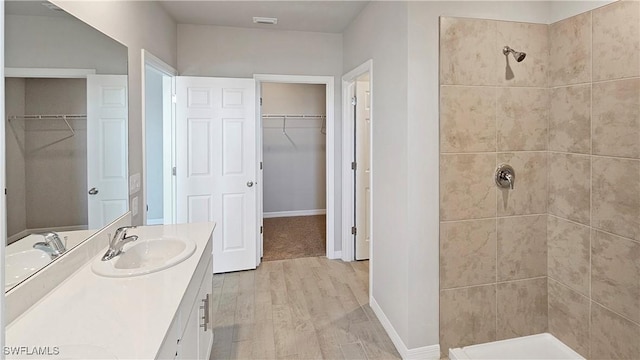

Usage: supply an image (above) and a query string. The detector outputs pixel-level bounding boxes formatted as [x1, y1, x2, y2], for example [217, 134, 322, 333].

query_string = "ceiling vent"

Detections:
[253, 17, 278, 25]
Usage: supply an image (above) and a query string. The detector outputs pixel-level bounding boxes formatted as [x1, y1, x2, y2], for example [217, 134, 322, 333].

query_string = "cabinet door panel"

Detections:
[198, 258, 214, 359]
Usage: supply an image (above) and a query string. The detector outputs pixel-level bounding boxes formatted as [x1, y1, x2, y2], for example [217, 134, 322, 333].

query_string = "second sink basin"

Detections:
[92, 237, 196, 278]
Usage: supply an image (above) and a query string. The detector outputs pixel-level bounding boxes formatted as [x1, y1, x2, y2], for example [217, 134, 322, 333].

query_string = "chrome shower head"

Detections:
[503, 46, 526, 62]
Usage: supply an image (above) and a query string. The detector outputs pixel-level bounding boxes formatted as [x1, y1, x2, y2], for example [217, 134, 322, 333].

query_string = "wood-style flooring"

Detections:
[209, 257, 401, 360]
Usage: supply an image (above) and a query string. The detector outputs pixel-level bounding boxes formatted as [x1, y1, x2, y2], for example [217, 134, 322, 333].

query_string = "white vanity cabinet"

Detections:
[157, 238, 213, 360]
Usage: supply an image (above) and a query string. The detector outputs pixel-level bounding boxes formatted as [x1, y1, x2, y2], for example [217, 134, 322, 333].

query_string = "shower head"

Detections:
[503, 46, 526, 62]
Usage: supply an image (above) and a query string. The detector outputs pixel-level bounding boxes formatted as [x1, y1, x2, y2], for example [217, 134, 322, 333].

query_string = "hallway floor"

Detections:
[262, 215, 326, 261]
[209, 257, 400, 360]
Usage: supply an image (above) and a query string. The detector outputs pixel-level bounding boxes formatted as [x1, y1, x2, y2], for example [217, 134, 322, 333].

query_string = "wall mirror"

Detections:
[4, 0, 129, 292]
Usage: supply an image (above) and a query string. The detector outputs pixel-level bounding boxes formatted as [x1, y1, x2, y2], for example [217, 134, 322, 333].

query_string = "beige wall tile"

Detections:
[591, 230, 640, 323]
[548, 153, 590, 225]
[440, 219, 497, 289]
[593, 78, 640, 158]
[497, 88, 549, 151]
[549, 84, 591, 154]
[441, 86, 496, 152]
[497, 215, 547, 281]
[593, 0, 640, 81]
[441, 154, 497, 221]
[440, 17, 497, 85]
[497, 152, 547, 216]
[590, 302, 640, 360]
[496, 21, 548, 87]
[496, 278, 548, 340]
[592, 157, 640, 241]
[547, 216, 590, 296]
[548, 279, 590, 358]
[549, 12, 591, 86]
[440, 285, 496, 351]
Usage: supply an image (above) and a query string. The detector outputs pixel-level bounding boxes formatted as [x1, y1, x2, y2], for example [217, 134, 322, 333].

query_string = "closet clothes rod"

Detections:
[261, 114, 326, 118]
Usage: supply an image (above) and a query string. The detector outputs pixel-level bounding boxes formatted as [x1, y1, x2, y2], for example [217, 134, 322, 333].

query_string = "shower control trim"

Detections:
[496, 164, 515, 190]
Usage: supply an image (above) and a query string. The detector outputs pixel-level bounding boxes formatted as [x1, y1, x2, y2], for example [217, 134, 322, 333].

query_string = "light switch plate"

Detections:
[129, 173, 141, 195]
[131, 196, 139, 216]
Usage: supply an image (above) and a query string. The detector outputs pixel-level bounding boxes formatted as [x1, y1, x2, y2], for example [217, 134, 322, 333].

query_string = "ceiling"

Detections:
[159, 1, 369, 34]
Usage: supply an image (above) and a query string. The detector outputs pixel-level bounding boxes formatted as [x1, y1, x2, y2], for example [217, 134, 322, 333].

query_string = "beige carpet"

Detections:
[262, 215, 326, 262]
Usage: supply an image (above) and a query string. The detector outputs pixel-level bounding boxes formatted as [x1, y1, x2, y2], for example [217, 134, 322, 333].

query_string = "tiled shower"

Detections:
[438, 1, 640, 359]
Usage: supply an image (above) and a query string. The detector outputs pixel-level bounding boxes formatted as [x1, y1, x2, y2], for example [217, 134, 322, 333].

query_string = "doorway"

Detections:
[342, 60, 373, 264]
[142, 50, 176, 226]
[260, 82, 327, 261]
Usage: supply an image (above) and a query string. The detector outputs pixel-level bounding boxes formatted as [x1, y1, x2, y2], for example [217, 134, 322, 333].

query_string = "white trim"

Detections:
[141, 49, 177, 226]
[253, 74, 335, 261]
[1, 1, 5, 344]
[5, 67, 96, 78]
[341, 60, 374, 300]
[263, 209, 326, 219]
[370, 297, 441, 360]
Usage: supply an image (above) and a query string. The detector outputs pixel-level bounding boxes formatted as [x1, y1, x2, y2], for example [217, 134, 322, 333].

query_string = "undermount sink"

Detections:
[92, 237, 196, 278]
[5, 249, 52, 290]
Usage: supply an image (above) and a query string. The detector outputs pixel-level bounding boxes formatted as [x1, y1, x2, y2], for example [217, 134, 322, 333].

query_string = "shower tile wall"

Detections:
[439, 17, 549, 353]
[439, 2, 640, 359]
[547, 1, 640, 359]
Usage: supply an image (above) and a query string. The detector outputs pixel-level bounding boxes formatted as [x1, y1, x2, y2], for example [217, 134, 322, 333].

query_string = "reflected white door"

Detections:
[355, 79, 371, 260]
[176, 76, 257, 273]
[87, 75, 129, 229]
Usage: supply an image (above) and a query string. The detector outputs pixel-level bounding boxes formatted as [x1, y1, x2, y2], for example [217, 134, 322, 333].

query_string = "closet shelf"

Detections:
[7, 114, 86, 153]
[262, 114, 327, 135]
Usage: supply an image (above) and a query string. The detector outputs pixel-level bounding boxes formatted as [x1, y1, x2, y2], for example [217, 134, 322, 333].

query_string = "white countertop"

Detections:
[5, 222, 215, 360]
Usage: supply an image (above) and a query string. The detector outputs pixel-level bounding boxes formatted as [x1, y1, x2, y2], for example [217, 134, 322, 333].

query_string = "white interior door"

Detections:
[176, 76, 257, 273]
[355, 79, 371, 260]
[87, 75, 129, 229]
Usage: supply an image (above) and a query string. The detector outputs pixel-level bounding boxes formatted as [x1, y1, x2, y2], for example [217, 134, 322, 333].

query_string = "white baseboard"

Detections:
[263, 209, 326, 218]
[370, 297, 441, 360]
[328, 250, 342, 259]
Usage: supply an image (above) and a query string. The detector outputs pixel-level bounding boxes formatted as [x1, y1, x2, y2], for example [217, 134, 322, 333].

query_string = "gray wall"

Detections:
[343, 0, 411, 344]
[144, 67, 164, 222]
[5, 14, 127, 74]
[177, 23, 343, 250]
[24, 78, 87, 230]
[262, 83, 326, 214]
[5, 78, 26, 240]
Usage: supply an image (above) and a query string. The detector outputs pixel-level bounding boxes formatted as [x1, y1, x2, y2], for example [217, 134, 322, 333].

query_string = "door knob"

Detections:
[247, 181, 254, 188]
[88, 187, 99, 195]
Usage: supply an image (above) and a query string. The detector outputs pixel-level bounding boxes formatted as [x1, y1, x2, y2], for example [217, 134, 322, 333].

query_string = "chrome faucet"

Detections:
[101, 226, 138, 261]
[33, 231, 66, 259]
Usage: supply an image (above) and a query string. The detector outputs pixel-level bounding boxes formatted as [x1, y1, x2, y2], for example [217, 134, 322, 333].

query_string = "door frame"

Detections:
[253, 74, 337, 261]
[141, 49, 177, 225]
[341, 60, 374, 267]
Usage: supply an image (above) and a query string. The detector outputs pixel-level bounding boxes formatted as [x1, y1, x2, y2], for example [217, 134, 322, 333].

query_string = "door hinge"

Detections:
[146, 204, 149, 212]
[260, 161, 263, 170]
[260, 97, 263, 106]
[351, 226, 357, 235]
[351, 96, 357, 106]
[351, 161, 357, 170]
[4, 188, 6, 195]
[172, 167, 176, 176]
[260, 226, 263, 234]
[171, 94, 177, 104]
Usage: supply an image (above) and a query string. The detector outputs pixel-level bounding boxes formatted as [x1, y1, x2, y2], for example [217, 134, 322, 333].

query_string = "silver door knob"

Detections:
[247, 181, 254, 188]
[88, 187, 99, 195]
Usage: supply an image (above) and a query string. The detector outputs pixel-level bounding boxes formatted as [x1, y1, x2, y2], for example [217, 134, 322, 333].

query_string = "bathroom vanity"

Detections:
[5, 222, 215, 360]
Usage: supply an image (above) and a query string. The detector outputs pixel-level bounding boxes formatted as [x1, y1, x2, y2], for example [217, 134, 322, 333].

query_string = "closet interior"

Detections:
[261, 82, 327, 261]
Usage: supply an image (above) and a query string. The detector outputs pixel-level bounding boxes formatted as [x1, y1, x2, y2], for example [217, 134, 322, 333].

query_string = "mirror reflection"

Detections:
[4, 1, 129, 291]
